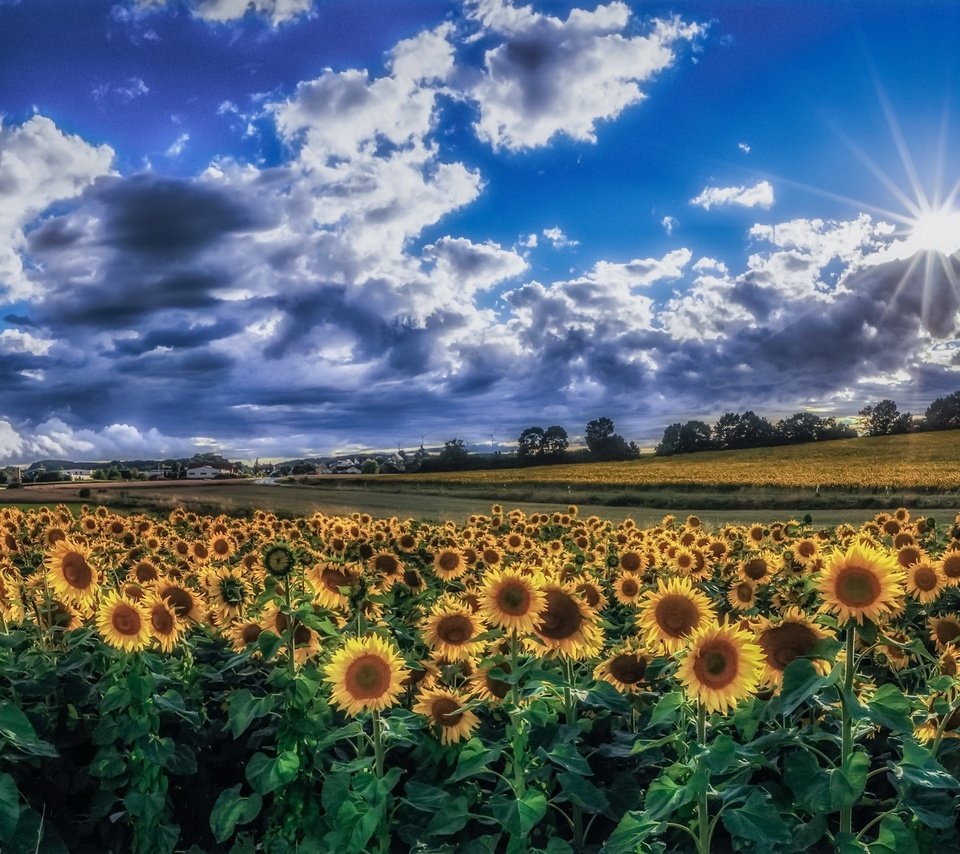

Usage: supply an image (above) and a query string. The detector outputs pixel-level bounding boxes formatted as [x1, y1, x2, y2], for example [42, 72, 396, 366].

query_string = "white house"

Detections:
[63, 469, 94, 481]
[186, 465, 222, 479]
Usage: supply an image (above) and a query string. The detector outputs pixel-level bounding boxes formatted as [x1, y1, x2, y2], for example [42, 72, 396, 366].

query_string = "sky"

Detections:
[1, 0, 959, 462]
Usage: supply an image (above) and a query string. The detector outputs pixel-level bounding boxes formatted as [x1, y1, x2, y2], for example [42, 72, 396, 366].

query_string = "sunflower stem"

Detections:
[563, 658, 585, 850]
[283, 581, 297, 679]
[696, 701, 710, 854]
[372, 710, 385, 779]
[840, 623, 856, 836]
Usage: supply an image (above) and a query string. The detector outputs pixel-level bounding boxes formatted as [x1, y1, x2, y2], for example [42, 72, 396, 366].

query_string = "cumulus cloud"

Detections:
[542, 226, 578, 248]
[690, 179, 774, 210]
[0, 115, 114, 301]
[468, 1, 705, 150]
[122, 0, 313, 25]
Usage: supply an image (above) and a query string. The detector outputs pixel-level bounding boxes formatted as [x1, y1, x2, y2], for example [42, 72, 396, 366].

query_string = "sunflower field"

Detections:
[1, 504, 960, 853]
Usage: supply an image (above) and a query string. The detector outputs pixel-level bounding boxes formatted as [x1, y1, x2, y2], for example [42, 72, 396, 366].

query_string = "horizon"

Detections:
[1, 0, 959, 462]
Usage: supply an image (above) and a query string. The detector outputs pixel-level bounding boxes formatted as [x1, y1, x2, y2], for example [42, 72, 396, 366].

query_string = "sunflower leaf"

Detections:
[245, 750, 300, 795]
[866, 684, 913, 733]
[209, 785, 262, 844]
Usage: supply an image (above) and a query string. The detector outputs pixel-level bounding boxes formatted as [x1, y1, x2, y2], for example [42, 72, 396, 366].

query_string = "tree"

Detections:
[924, 390, 960, 431]
[713, 411, 774, 450]
[858, 399, 912, 436]
[438, 438, 470, 469]
[361, 459, 380, 474]
[517, 427, 545, 460]
[585, 417, 633, 460]
[541, 425, 569, 459]
[656, 421, 712, 455]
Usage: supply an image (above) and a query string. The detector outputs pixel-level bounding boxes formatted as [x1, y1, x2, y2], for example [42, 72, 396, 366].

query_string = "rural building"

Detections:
[186, 465, 223, 479]
[62, 469, 94, 480]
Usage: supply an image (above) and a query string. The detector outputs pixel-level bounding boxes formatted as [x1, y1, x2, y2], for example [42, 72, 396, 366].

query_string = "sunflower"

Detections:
[433, 548, 469, 581]
[129, 558, 161, 585]
[422, 599, 485, 662]
[480, 568, 545, 634]
[413, 687, 479, 745]
[593, 641, 651, 693]
[677, 622, 763, 714]
[929, 614, 960, 650]
[401, 659, 441, 693]
[96, 591, 151, 652]
[574, 578, 608, 611]
[530, 582, 604, 660]
[727, 579, 757, 612]
[817, 543, 904, 626]
[939, 644, 959, 678]
[368, 551, 402, 582]
[206, 567, 253, 622]
[792, 537, 819, 567]
[754, 608, 831, 687]
[469, 660, 512, 703]
[739, 552, 777, 585]
[905, 561, 946, 604]
[613, 571, 644, 606]
[209, 534, 235, 562]
[45, 539, 100, 607]
[263, 543, 296, 577]
[940, 549, 960, 586]
[158, 582, 204, 623]
[637, 575, 715, 653]
[42, 525, 69, 548]
[895, 544, 925, 570]
[618, 550, 646, 574]
[143, 592, 183, 653]
[672, 547, 697, 576]
[324, 635, 408, 717]
[227, 619, 264, 653]
[308, 562, 357, 611]
[877, 630, 912, 672]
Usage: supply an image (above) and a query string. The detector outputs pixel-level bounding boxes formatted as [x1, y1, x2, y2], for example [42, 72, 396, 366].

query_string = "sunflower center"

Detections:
[734, 583, 754, 602]
[437, 614, 474, 644]
[241, 623, 262, 644]
[485, 665, 511, 698]
[942, 555, 960, 579]
[537, 590, 583, 640]
[151, 604, 175, 634]
[743, 559, 768, 580]
[655, 594, 700, 637]
[898, 548, 921, 568]
[498, 583, 531, 615]
[798, 541, 815, 557]
[835, 566, 881, 607]
[620, 553, 642, 572]
[759, 622, 818, 670]
[438, 551, 460, 571]
[213, 539, 230, 555]
[135, 562, 158, 582]
[609, 654, 646, 684]
[61, 552, 93, 588]
[345, 654, 391, 699]
[374, 554, 399, 575]
[693, 640, 738, 688]
[193, 544, 209, 559]
[430, 697, 463, 727]
[935, 619, 960, 645]
[620, 579, 639, 597]
[322, 568, 349, 592]
[577, 583, 600, 607]
[162, 587, 194, 618]
[913, 566, 938, 591]
[112, 603, 142, 636]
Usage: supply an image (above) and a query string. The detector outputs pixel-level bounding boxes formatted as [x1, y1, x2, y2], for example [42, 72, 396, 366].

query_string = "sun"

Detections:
[908, 206, 960, 255]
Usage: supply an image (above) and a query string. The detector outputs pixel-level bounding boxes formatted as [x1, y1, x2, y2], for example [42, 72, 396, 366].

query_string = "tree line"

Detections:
[655, 389, 960, 456]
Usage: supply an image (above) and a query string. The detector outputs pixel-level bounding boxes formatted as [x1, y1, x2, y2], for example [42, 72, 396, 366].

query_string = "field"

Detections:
[1, 500, 959, 852]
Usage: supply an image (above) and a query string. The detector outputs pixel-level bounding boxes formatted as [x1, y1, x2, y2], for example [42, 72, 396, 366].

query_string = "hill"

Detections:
[394, 431, 960, 491]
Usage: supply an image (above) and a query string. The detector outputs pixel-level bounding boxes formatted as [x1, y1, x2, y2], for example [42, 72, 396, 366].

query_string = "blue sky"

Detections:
[0, 0, 959, 461]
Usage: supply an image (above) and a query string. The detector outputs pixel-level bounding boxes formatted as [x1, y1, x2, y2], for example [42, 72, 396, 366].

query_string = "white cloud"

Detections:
[92, 77, 150, 103]
[468, 1, 705, 150]
[542, 226, 578, 248]
[0, 115, 114, 301]
[0, 328, 53, 356]
[690, 179, 774, 210]
[126, 0, 314, 25]
[661, 215, 677, 235]
[166, 132, 190, 157]
[424, 237, 528, 294]
[521, 233, 538, 248]
[738, 141, 751, 153]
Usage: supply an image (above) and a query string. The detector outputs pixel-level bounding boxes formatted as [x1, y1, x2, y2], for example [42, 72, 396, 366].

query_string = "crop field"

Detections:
[0, 502, 959, 852]
[399, 432, 960, 491]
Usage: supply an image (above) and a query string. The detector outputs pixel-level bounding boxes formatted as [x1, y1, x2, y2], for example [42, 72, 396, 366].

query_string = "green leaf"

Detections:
[867, 684, 913, 734]
[643, 773, 690, 821]
[539, 742, 592, 776]
[257, 631, 282, 659]
[833, 832, 868, 854]
[722, 790, 791, 845]
[703, 733, 738, 774]
[648, 691, 683, 727]
[870, 815, 919, 854]
[450, 738, 500, 782]
[424, 795, 471, 836]
[228, 690, 276, 739]
[601, 811, 660, 854]
[517, 791, 547, 836]
[0, 773, 20, 840]
[0, 702, 57, 757]
[776, 659, 835, 715]
[829, 750, 869, 810]
[555, 772, 608, 812]
[896, 739, 960, 791]
[784, 750, 830, 814]
[209, 785, 262, 844]
[583, 681, 630, 713]
[245, 750, 299, 795]
[403, 781, 449, 813]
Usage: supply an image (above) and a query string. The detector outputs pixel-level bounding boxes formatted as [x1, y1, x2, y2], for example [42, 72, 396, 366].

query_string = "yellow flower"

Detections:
[593, 641, 651, 693]
[637, 575, 715, 653]
[413, 687, 480, 745]
[422, 598, 485, 662]
[929, 614, 960, 650]
[143, 592, 183, 653]
[45, 539, 100, 607]
[96, 591, 151, 652]
[324, 635, 408, 717]
[480, 568, 545, 634]
[817, 543, 904, 625]
[905, 561, 945, 604]
[529, 582, 604, 660]
[727, 580, 757, 612]
[754, 608, 831, 687]
[613, 571, 644, 606]
[677, 622, 763, 714]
